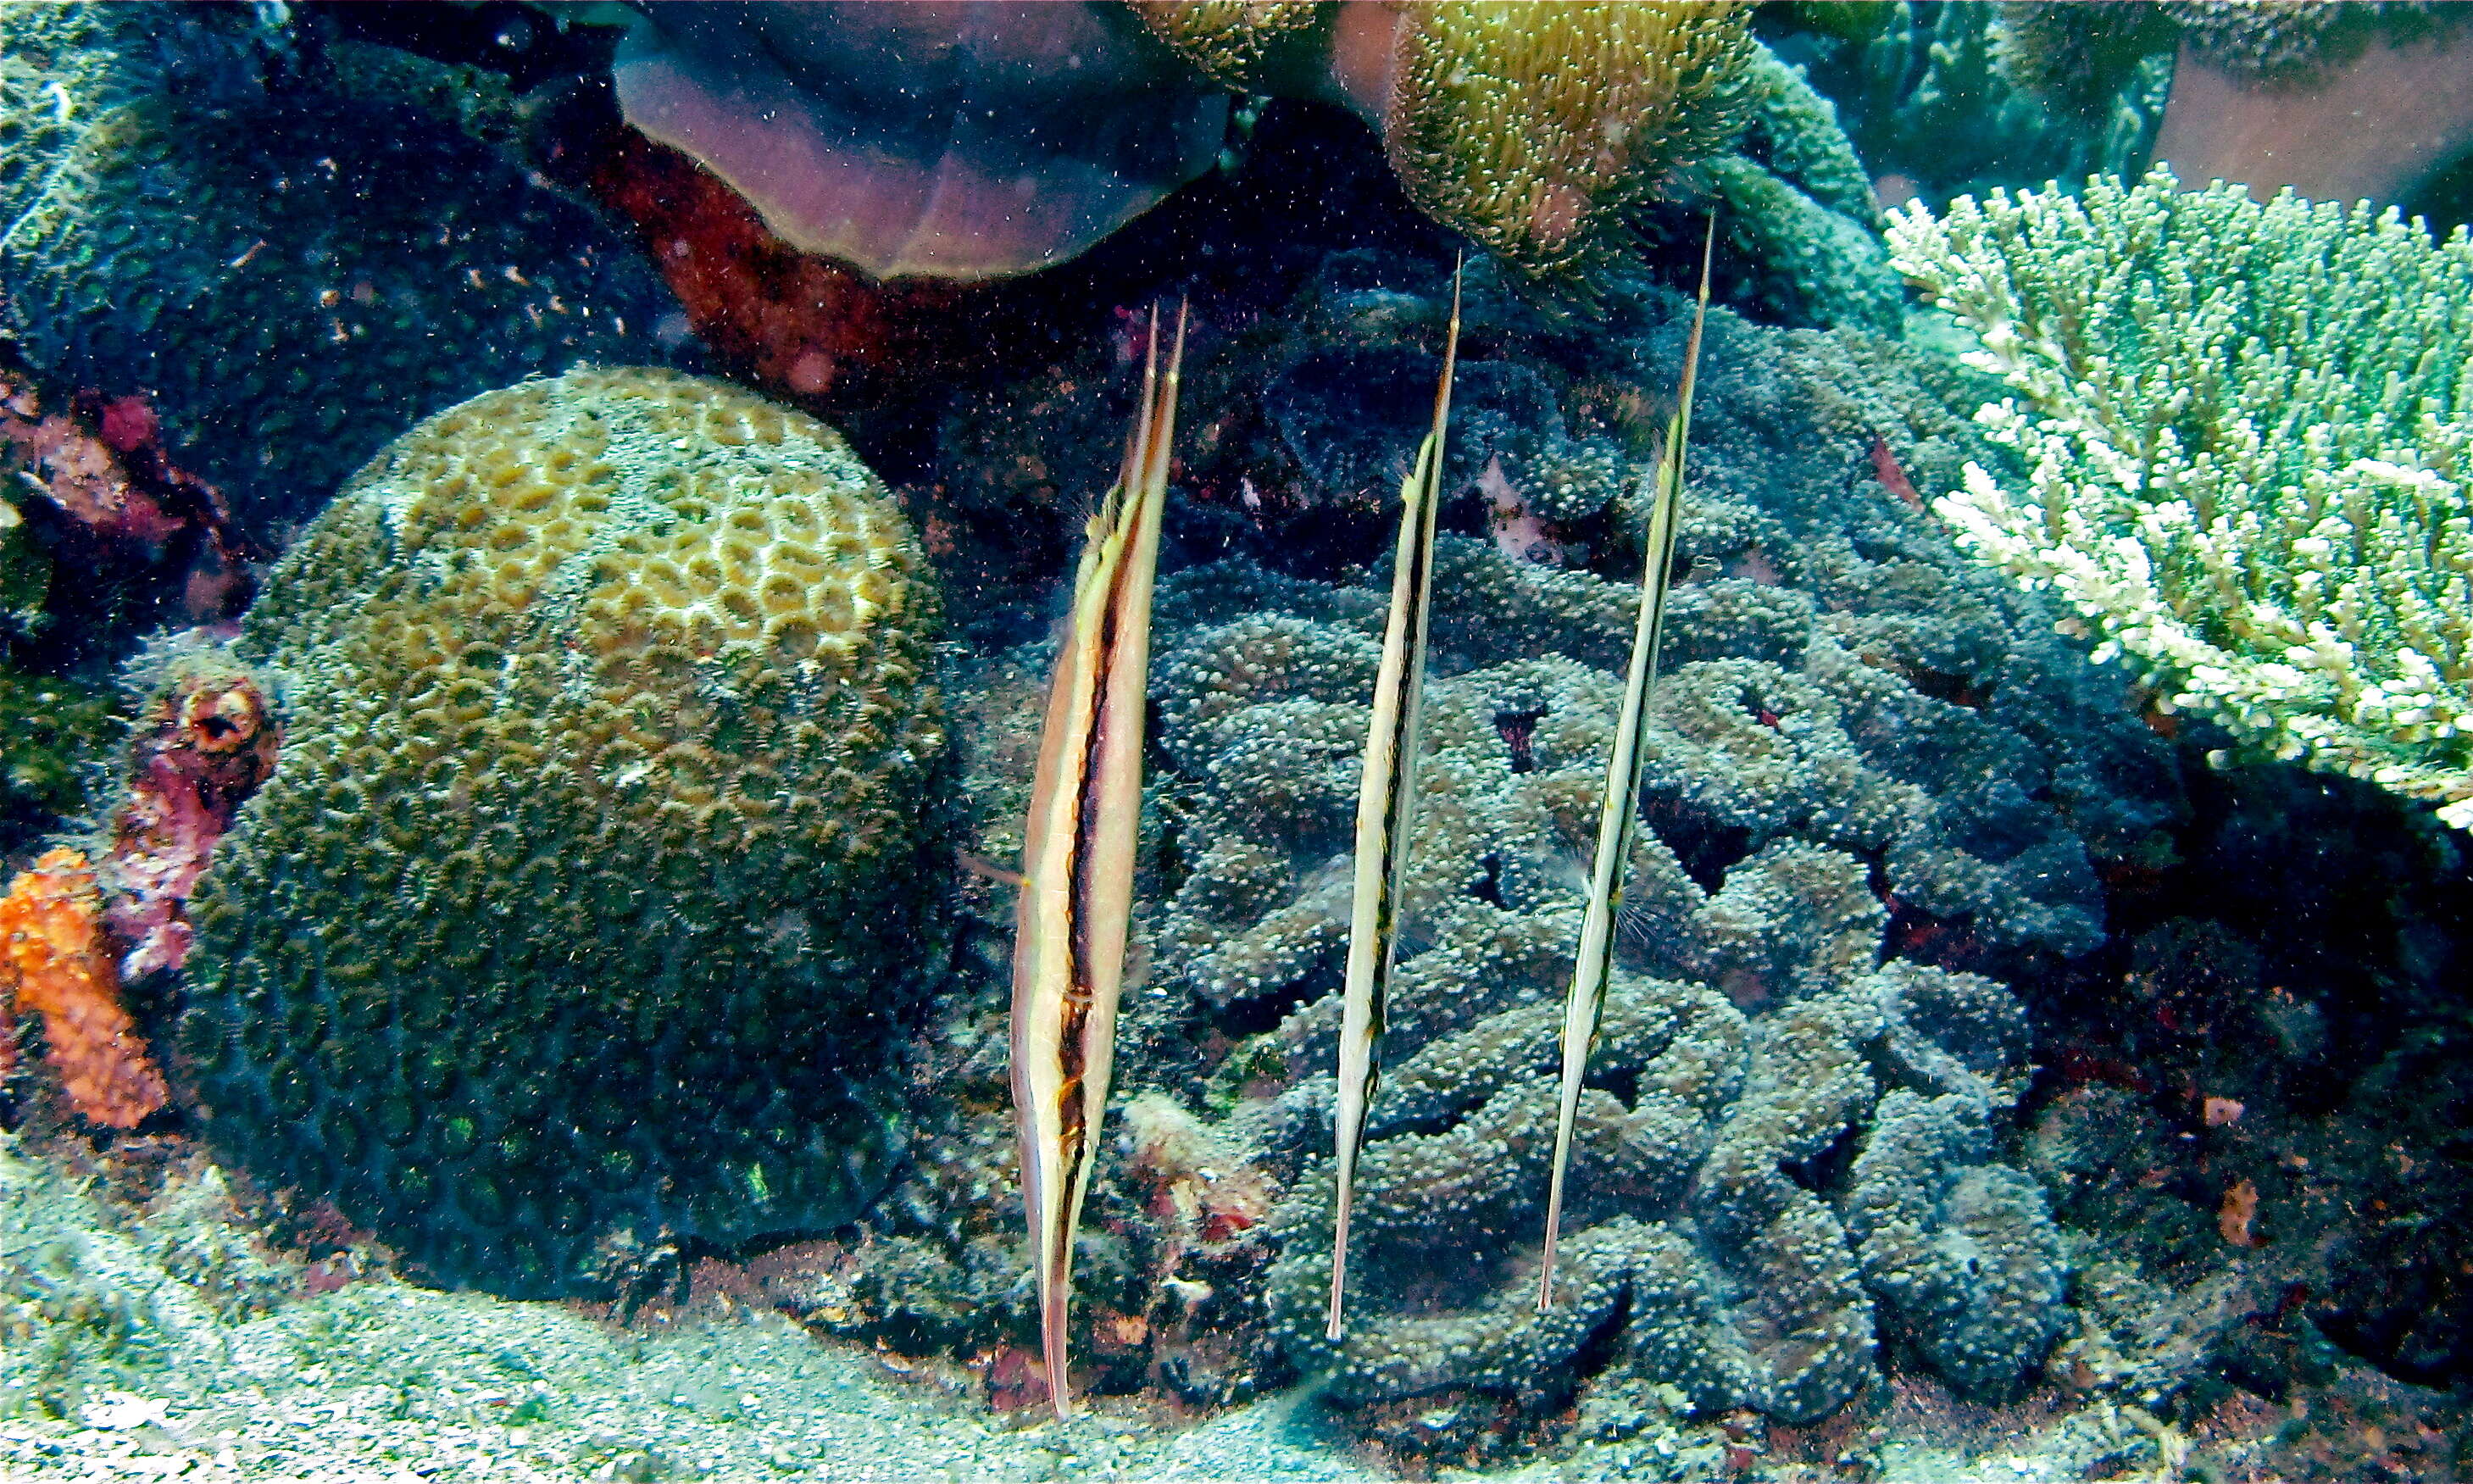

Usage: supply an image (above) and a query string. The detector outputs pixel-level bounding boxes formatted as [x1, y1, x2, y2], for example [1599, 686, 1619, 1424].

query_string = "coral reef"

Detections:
[0, 366, 246, 601]
[2162, 0, 2470, 87]
[1847, 1087, 2067, 1396]
[0, 1, 683, 535]
[2153, 3, 2473, 213]
[1887, 167, 2473, 829]
[0, 662, 116, 865]
[1180, 593, 2083, 1423]
[0, 849, 166, 1130]
[1992, 3, 2177, 118]
[1647, 44, 1906, 335]
[601, 2, 1768, 292]
[1989, 747, 2473, 1481]
[1126, 258, 2182, 1433]
[584, 131, 985, 406]
[179, 367, 953, 1298]
[1373, 1, 1755, 281]
[1147, 1, 1763, 282]
[881, 253, 2180, 1445]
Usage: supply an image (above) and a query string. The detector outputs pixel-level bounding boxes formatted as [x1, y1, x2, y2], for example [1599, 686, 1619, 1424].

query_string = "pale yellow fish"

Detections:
[1537, 222, 1715, 1310]
[1011, 303, 1186, 1417]
[1329, 264, 1464, 1341]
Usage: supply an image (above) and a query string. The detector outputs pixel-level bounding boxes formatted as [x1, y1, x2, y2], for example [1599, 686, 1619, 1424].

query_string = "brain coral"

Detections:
[1160, 569, 2070, 1423]
[0, 2, 683, 535]
[180, 368, 951, 1298]
[1114, 266, 2180, 1437]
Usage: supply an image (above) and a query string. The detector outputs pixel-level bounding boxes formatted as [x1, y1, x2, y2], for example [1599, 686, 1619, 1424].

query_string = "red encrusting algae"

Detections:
[103, 654, 281, 979]
[0, 367, 256, 624]
[586, 133, 978, 404]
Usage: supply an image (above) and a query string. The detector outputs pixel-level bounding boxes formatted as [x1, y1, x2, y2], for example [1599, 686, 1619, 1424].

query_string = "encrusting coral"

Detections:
[179, 367, 953, 1298]
[1624, 42, 1905, 336]
[1887, 166, 2473, 830]
[0, 848, 167, 1129]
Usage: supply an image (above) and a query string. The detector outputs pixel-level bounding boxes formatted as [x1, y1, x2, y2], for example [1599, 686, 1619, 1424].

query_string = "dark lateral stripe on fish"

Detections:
[1012, 303, 1186, 1417]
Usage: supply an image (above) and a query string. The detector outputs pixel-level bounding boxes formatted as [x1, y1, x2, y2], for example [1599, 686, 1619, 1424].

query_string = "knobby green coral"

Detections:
[1886, 167, 2473, 828]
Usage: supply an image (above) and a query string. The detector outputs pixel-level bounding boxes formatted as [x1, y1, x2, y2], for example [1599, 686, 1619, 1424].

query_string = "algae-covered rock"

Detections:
[181, 368, 951, 1298]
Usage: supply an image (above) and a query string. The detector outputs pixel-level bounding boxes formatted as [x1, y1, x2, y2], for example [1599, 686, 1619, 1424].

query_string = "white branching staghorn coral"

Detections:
[1885, 166, 2473, 829]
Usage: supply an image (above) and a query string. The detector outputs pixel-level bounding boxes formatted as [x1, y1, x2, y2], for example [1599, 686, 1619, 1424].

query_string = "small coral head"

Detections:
[1136, 0, 1758, 279]
[177, 678, 271, 757]
[1383, 1, 1756, 276]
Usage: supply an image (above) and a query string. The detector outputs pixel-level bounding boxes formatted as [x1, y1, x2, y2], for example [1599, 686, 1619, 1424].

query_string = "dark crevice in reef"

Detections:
[2020, 725, 2473, 1397]
[1637, 788, 1755, 896]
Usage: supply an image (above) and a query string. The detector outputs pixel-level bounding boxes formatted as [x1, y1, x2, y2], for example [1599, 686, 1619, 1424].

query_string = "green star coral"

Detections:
[1887, 167, 2473, 830]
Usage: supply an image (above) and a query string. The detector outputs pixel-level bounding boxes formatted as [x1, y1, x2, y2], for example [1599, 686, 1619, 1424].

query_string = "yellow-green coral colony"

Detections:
[1134, 0, 1757, 278]
[181, 368, 951, 1297]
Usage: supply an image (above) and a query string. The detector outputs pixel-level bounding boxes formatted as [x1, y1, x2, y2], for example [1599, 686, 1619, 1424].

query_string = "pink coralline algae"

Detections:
[103, 647, 280, 980]
[0, 368, 254, 625]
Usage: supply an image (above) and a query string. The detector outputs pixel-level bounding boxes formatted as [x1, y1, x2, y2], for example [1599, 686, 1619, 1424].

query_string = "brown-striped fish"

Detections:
[1538, 221, 1714, 1310]
[1328, 264, 1464, 1340]
[1011, 303, 1186, 1416]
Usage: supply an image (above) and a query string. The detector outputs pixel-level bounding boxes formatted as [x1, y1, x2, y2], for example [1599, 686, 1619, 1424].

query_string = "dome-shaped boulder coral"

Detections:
[180, 368, 952, 1298]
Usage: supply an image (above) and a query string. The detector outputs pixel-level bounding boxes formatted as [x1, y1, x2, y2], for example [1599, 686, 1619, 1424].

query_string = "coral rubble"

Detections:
[178, 368, 953, 1298]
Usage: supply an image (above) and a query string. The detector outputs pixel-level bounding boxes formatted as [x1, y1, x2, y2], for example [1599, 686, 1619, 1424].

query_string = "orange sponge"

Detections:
[2, 848, 166, 1128]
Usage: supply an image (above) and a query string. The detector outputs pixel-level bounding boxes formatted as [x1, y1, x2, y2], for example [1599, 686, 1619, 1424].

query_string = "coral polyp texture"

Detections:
[1887, 167, 2473, 830]
[1380, 0, 1756, 279]
[1136, 0, 1759, 281]
[179, 367, 951, 1298]
[993, 253, 2186, 1442]
[1170, 566, 2075, 1425]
